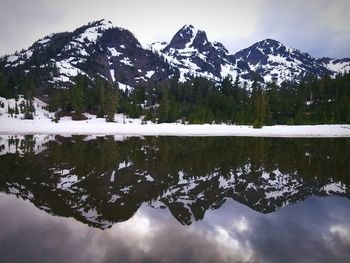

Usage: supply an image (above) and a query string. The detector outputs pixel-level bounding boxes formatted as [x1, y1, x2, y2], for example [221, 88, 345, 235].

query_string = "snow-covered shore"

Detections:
[1, 117, 350, 137]
[0, 96, 350, 137]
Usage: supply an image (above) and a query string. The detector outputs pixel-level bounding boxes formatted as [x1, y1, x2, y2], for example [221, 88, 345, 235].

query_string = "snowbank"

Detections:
[0, 97, 350, 137]
[1, 116, 349, 137]
[3, 120, 350, 137]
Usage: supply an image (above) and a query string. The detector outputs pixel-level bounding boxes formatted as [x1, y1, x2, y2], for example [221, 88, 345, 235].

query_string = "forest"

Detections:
[0, 71, 349, 127]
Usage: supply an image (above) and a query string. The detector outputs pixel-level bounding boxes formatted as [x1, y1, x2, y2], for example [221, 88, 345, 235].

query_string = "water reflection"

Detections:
[1, 194, 350, 263]
[0, 135, 349, 229]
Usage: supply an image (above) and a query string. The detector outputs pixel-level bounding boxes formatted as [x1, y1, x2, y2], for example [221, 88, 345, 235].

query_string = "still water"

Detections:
[0, 135, 349, 262]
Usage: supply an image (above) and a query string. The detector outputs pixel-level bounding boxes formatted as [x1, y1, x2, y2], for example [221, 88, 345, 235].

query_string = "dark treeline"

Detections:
[119, 73, 350, 126]
[0, 71, 349, 126]
[48, 75, 118, 121]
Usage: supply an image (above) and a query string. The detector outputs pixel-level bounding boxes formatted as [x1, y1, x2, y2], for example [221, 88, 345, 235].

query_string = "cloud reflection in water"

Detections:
[1, 194, 350, 263]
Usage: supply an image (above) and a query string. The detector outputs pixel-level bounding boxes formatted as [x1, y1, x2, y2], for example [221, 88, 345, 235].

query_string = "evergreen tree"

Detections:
[221, 76, 233, 96]
[104, 83, 118, 122]
[337, 95, 350, 123]
[266, 81, 280, 124]
[23, 76, 34, 101]
[0, 73, 8, 98]
[95, 79, 105, 117]
[22, 77, 35, 119]
[168, 94, 180, 122]
[251, 81, 267, 128]
[158, 87, 170, 123]
[71, 76, 85, 120]
[15, 101, 19, 115]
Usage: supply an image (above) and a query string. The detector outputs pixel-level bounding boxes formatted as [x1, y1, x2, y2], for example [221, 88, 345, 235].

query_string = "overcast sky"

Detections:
[1, 0, 349, 58]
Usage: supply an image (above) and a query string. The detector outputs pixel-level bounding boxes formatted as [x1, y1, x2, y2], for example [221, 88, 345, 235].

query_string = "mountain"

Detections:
[150, 25, 252, 83]
[153, 27, 350, 85]
[234, 39, 332, 83]
[0, 19, 176, 94]
[1, 19, 350, 94]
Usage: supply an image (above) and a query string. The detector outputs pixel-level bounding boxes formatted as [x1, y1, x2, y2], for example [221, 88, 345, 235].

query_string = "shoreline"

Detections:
[1, 118, 350, 138]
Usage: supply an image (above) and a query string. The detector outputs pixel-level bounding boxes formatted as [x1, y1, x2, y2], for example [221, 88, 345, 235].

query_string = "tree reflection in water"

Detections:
[0, 135, 349, 228]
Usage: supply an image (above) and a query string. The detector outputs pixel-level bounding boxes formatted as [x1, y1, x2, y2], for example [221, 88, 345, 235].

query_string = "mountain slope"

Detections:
[317, 57, 350, 76]
[0, 19, 176, 94]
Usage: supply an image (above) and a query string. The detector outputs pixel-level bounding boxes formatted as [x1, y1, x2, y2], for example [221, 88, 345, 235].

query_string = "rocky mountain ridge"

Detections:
[1, 19, 349, 93]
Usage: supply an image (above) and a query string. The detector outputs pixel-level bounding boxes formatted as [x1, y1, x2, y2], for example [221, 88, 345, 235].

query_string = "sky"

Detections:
[1, 0, 350, 58]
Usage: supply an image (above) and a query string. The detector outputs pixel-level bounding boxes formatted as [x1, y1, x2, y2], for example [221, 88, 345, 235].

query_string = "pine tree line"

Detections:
[1, 71, 349, 125]
[119, 73, 350, 126]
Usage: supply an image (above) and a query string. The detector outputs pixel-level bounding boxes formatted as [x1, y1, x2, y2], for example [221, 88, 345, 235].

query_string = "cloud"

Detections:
[0, 1, 349, 59]
[252, 0, 350, 57]
[0, 0, 63, 54]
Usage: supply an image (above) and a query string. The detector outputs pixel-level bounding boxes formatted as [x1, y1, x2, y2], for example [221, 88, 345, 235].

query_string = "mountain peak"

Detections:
[89, 19, 115, 28]
[235, 38, 300, 61]
[181, 24, 195, 30]
[253, 38, 290, 54]
[71, 19, 116, 44]
[165, 24, 204, 50]
[160, 25, 239, 83]
[179, 24, 207, 41]
[261, 38, 281, 45]
[233, 38, 331, 84]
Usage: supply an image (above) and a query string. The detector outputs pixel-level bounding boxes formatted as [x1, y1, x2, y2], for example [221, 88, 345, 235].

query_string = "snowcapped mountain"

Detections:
[153, 26, 350, 86]
[0, 19, 176, 92]
[150, 24, 252, 83]
[233, 39, 349, 84]
[0, 19, 349, 92]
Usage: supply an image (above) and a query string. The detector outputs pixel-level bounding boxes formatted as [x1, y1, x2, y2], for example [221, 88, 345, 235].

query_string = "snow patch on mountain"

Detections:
[108, 47, 123, 57]
[321, 59, 350, 75]
[118, 82, 134, 92]
[120, 57, 134, 67]
[37, 37, 51, 46]
[74, 19, 114, 43]
[55, 59, 85, 78]
[145, 70, 155, 79]
[149, 41, 168, 52]
[221, 64, 238, 79]
[110, 69, 116, 82]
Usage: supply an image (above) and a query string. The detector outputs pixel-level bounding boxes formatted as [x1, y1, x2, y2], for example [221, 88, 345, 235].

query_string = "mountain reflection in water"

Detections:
[0, 135, 349, 229]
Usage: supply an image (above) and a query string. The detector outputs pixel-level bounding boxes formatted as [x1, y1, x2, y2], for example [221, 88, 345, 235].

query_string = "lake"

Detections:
[0, 135, 349, 262]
